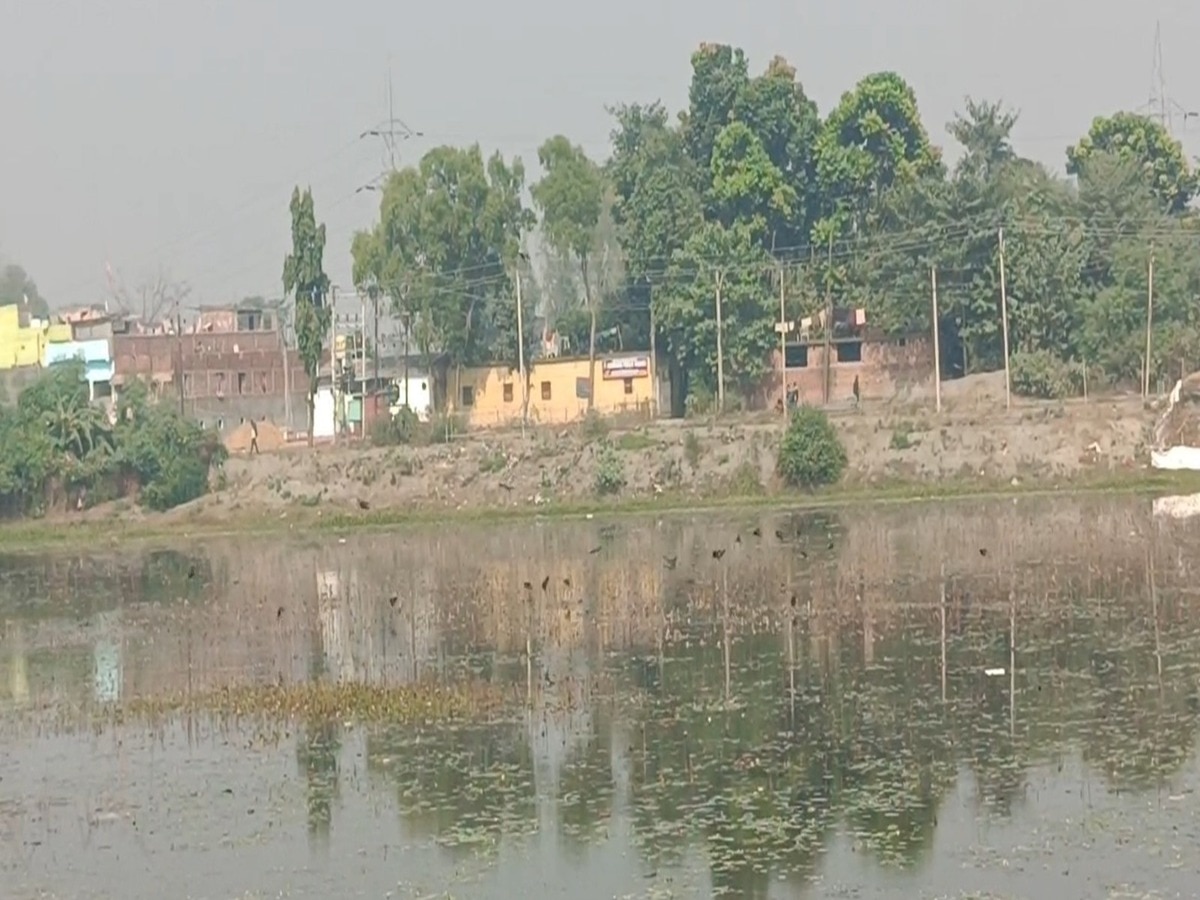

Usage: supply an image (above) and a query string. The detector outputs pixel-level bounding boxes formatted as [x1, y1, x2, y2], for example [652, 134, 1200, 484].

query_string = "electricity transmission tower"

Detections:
[357, 65, 422, 194]
[1141, 21, 1197, 134]
[356, 65, 422, 387]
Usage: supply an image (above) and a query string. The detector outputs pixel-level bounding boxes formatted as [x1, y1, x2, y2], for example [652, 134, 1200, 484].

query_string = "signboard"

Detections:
[602, 356, 650, 379]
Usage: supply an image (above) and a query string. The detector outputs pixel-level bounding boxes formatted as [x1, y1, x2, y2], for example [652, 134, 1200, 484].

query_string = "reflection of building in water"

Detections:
[92, 610, 122, 703]
[5, 624, 29, 706]
[314, 563, 441, 684]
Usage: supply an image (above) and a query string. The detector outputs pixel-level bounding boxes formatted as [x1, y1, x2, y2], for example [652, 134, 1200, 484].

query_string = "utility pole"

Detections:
[774, 263, 790, 418]
[998, 227, 1012, 411]
[1144, 245, 1156, 397]
[174, 299, 185, 416]
[515, 260, 527, 438]
[648, 282, 658, 417]
[931, 265, 942, 414]
[330, 285, 338, 444]
[823, 233, 833, 406]
[714, 268, 726, 415]
[358, 63, 422, 192]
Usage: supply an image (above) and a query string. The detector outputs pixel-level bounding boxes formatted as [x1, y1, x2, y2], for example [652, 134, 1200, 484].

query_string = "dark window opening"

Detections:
[784, 345, 809, 368]
[460, 385, 475, 407]
[541, 381, 552, 401]
[836, 341, 863, 363]
[623, 378, 634, 395]
[237, 372, 247, 394]
[503, 383, 514, 402]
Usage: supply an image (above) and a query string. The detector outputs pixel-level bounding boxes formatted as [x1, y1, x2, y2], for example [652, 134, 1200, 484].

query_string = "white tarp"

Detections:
[1153, 492, 1200, 519]
[1151, 378, 1200, 470]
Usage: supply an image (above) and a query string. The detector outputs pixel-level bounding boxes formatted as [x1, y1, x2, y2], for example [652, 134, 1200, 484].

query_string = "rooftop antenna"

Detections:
[1140, 21, 1198, 134]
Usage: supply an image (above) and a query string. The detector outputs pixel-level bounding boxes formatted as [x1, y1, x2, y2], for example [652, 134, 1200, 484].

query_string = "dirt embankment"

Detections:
[129, 372, 1154, 525]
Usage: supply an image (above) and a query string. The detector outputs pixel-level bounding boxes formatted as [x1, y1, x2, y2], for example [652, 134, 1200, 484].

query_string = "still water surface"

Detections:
[2, 496, 1200, 899]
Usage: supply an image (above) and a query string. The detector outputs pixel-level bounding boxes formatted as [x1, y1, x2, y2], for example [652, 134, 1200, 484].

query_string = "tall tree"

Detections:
[947, 97, 1018, 180]
[532, 136, 606, 407]
[1066, 112, 1198, 214]
[282, 187, 330, 446]
[0, 263, 50, 319]
[352, 145, 533, 383]
[815, 71, 943, 235]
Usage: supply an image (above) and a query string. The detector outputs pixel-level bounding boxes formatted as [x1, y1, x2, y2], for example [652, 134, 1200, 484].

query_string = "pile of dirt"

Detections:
[225, 419, 286, 453]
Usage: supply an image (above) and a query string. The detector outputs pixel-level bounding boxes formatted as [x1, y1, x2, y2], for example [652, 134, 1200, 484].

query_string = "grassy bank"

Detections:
[3, 466, 1200, 550]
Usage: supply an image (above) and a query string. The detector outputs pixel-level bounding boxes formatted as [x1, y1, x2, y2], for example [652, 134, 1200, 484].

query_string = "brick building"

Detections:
[769, 331, 935, 408]
[112, 308, 308, 434]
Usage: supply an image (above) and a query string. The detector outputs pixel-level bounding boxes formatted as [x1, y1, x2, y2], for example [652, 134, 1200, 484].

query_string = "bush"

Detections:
[370, 407, 419, 447]
[776, 406, 847, 488]
[581, 410, 609, 442]
[593, 443, 626, 495]
[1010, 350, 1082, 400]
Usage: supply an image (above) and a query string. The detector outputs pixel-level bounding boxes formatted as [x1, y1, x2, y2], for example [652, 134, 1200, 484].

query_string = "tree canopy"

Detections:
[350, 42, 1200, 411]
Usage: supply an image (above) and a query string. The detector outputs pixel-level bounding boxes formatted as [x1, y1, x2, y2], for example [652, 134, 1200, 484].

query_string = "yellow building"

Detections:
[455, 354, 655, 428]
[0, 304, 50, 370]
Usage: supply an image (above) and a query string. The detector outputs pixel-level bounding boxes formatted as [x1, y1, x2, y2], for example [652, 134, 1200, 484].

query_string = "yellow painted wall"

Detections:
[46, 323, 72, 343]
[0, 305, 47, 370]
[455, 355, 654, 428]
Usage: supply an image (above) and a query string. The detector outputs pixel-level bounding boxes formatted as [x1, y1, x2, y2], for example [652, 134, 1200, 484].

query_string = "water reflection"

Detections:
[2, 495, 1200, 898]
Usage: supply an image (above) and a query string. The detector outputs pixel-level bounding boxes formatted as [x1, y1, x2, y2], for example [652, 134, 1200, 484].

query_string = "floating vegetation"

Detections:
[115, 679, 511, 726]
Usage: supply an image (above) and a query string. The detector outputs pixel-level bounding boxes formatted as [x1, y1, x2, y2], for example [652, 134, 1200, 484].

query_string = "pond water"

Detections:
[2, 495, 1200, 899]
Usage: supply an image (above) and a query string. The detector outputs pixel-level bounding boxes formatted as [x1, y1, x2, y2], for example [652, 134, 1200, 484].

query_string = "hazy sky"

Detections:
[3, 0, 1200, 310]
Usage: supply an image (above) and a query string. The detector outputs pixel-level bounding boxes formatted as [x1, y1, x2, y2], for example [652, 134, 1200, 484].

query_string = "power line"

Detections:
[358, 61, 422, 194]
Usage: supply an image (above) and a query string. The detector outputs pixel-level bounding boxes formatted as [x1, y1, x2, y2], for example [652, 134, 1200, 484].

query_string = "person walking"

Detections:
[852, 375, 861, 409]
[249, 418, 260, 455]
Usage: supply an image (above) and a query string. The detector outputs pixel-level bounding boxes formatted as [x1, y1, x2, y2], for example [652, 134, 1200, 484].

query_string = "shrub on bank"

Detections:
[776, 406, 847, 489]
[0, 365, 226, 517]
[1010, 350, 1083, 400]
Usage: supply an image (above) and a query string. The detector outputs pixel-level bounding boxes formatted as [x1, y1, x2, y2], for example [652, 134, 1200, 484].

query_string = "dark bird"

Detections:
[541, 575, 550, 591]
[276, 606, 284, 620]
[499, 481, 513, 492]
[799, 550, 808, 559]
[826, 540, 834, 550]
[388, 595, 398, 608]
[751, 527, 762, 537]
[790, 594, 797, 608]
[979, 548, 988, 557]
[775, 530, 785, 540]
[712, 548, 726, 560]
[589, 546, 602, 554]
[735, 534, 742, 544]
[563, 577, 571, 587]
[187, 565, 197, 580]
[523, 580, 533, 590]
[357, 498, 370, 510]
[663, 556, 678, 570]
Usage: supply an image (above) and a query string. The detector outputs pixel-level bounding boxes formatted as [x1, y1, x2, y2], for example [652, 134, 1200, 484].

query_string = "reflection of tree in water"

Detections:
[296, 718, 341, 842]
[553, 711, 616, 857]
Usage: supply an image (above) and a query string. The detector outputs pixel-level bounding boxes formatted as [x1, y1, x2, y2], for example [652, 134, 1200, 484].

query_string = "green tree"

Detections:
[0, 263, 51, 319]
[658, 222, 774, 406]
[815, 72, 943, 234]
[777, 406, 848, 488]
[1066, 112, 1198, 213]
[352, 146, 533, 384]
[707, 121, 796, 236]
[681, 43, 751, 181]
[532, 136, 606, 407]
[947, 97, 1018, 180]
[282, 187, 331, 446]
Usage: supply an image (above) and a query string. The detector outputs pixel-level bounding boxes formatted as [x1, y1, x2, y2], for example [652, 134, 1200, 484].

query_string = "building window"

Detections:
[623, 377, 634, 395]
[237, 372, 247, 394]
[215, 372, 226, 396]
[503, 383, 514, 403]
[182, 373, 193, 397]
[541, 381, 552, 401]
[836, 341, 863, 363]
[784, 345, 809, 368]
[460, 385, 475, 407]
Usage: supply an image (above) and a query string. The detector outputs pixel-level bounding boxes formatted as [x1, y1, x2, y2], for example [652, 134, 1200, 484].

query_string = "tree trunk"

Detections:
[307, 381, 315, 447]
[582, 254, 596, 411]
